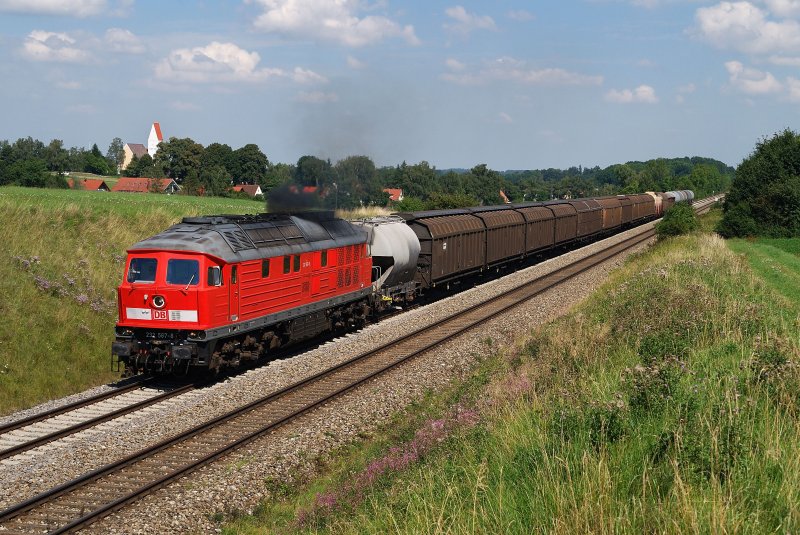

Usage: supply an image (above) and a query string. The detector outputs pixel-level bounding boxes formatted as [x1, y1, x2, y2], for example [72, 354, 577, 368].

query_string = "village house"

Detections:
[383, 188, 403, 202]
[111, 177, 180, 194]
[232, 184, 263, 197]
[67, 178, 110, 191]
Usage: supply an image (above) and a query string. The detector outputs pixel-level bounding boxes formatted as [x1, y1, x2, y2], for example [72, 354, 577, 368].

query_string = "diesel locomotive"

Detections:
[111, 191, 693, 375]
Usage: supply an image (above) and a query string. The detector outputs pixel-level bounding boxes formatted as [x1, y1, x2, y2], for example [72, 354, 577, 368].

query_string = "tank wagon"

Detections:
[112, 191, 693, 375]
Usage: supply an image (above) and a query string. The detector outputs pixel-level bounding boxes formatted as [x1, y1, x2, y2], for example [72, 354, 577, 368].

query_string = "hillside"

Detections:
[228, 210, 800, 534]
[0, 187, 263, 414]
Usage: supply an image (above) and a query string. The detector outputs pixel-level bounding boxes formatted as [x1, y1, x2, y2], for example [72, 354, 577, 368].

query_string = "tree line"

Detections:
[0, 135, 734, 210]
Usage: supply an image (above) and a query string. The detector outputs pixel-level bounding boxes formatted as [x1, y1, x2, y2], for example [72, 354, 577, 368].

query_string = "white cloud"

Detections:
[764, 0, 800, 18]
[346, 55, 365, 69]
[444, 6, 496, 35]
[22, 30, 90, 62]
[0, 0, 106, 16]
[498, 112, 513, 124]
[154, 41, 326, 85]
[507, 9, 534, 22]
[695, 2, 800, 55]
[249, 0, 419, 47]
[445, 57, 465, 71]
[725, 60, 783, 93]
[605, 84, 659, 103]
[295, 91, 339, 103]
[441, 57, 603, 86]
[768, 54, 800, 65]
[786, 76, 800, 100]
[104, 28, 144, 53]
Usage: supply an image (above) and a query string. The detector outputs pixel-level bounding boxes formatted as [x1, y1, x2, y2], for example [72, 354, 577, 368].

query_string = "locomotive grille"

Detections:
[337, 248, 345, 265]
[345, 246, 352, 264]
[351, 265, 358, 285]
[344, 268, 352, 286]
[220, 230, 255, 252]
[337, 268, 344, 287]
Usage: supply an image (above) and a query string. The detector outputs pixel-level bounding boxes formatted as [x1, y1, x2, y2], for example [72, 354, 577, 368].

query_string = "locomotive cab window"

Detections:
[262, 259, 270, 278]
[293, 254, 300, 272]
[127, 258, 157, 283]
[283, 255, 291, 274]
[207, 266, 222, 286]
[321, 250, 327, 267]
[166, 259, 199, 286]
[231, 266, 237, 284]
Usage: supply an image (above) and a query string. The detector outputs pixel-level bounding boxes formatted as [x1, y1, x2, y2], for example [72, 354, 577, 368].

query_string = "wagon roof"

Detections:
[128, 211, 366, 263]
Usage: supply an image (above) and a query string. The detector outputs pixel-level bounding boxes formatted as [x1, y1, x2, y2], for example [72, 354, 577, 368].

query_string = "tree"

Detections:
[718, 129, 800, 237]
[106, 137, 124, 175]
[655, 203, 698, 239]
[84, 143, 110, 175]
[44, 139, 68, 174]
[295, 155, 334, 187]
[155, 137, 204, 183]
[233, 144, 269, 185]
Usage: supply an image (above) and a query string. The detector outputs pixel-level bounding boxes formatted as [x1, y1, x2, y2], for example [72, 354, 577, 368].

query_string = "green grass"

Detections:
[728, 238, 800, 308]
[226, 221, 800, 534]
[0, 186, 263, 414]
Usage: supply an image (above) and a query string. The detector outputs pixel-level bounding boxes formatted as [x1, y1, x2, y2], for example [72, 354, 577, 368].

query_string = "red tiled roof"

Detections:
[153, 122, 163, 141]
[383, 188, 403, 202]
[111, 177, 177, 193]
[126, 143, 147, 158]
[67, 178, 109, 191]
[232, 184, 262, 196]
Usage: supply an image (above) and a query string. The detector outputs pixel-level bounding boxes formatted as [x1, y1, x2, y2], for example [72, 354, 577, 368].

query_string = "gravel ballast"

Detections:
[0, 223, 657, 533]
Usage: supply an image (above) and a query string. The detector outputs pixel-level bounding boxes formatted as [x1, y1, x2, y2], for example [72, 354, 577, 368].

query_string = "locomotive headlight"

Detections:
[152, 295, 166, 309]
[188, 331, 206, 340]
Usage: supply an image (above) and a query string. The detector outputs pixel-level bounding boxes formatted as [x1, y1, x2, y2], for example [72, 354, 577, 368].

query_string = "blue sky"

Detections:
[0, 0, 797, 170]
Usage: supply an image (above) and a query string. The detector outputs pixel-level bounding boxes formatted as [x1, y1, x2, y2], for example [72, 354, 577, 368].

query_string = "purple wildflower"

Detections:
[75, 294, 89, 305]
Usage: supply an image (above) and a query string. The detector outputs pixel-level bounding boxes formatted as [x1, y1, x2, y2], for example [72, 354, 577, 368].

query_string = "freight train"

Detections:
[111, 190, 693, 375]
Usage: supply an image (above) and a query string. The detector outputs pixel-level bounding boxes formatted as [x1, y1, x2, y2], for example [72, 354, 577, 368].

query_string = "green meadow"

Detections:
[0, 186, 263, 414]
[228, 211, 800, 534]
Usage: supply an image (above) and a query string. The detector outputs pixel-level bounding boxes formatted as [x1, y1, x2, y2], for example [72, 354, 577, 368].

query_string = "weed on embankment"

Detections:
[0, 187, 263, 414]
[227, 220, 800, 534]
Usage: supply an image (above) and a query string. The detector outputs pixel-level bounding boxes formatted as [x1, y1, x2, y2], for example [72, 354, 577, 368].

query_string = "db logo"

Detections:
[152, 310, 168, 321]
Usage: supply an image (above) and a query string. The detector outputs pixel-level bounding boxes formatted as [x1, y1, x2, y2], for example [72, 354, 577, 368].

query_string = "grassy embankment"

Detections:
[228, 210, 800, 534]
[0, 186, 264, 415]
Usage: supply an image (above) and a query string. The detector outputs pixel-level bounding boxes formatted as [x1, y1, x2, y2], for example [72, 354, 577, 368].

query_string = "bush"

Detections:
[718, 129, 800, 238]
[655, 203, 697, 239]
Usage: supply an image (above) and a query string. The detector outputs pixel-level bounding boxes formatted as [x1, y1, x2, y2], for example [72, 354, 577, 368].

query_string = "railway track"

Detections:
[0, 381, 196, 463]
[0, 197, 720, 534]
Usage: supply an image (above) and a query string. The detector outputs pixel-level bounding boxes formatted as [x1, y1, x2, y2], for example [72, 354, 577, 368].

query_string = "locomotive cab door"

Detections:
[229, 265, 240, 322]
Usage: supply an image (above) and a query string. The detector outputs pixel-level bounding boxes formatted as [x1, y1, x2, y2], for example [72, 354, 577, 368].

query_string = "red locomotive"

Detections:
[112, 211, 373, 375]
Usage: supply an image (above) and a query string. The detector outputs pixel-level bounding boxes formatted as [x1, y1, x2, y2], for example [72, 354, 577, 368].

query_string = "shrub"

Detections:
[655, 203, 697, 239]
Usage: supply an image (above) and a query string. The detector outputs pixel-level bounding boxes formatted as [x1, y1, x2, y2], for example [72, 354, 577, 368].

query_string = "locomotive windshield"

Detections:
[166, 259, 199, 286]
[127, 258, 157, 283]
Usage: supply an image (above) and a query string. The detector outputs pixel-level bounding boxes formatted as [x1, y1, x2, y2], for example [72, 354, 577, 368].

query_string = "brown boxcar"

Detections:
[596, 197, 622, 230]
[400, 211, 486, 287]
[542, 201, 578, 244]
[568, 199, 603, 237]
[470, 207, 526, 266]
[617, 196, 634, 225]
[512, 204, 556, 253]
[629, 194, 655, 221]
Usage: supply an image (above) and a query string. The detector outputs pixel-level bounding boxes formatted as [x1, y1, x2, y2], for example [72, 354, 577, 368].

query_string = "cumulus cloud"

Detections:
[694, 2, 800, 55]
[725, 60, 783, 93]
[248, 0, 419, 47]
[605, 84, 659, 103]
[445, 57, 466, 71]
[764, 0, 800, 18]
[497, 112, 513, 124]
[295, 91, 339, 103]
[346, 55, 365, 69]
[441, 57, 603, 86]
[507, 9, 534, 22]
[154, 41, 326, 85]
[104, 28, 144, 53]
[22, 30, 90, 62]
[786, 76, 800, 100]
[444, 6, 496, 35]
[0, 0, 132, 17]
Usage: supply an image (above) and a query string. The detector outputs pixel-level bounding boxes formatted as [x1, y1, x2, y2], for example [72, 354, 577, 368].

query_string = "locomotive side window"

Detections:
[231, 266, 237, 284]
[166, 259, 199, 286]
[127, 258, 157, 283]
[321, 250, 327, 267]
[262, 259, 270, 278]
[293, 255, 300, 272]
[283, 255, 291, 274]
[207, 266, 222, 286]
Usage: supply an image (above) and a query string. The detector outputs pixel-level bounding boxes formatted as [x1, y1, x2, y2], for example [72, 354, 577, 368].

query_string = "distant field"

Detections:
[0, 186, 264, 415]
[66, 172, 120, 188]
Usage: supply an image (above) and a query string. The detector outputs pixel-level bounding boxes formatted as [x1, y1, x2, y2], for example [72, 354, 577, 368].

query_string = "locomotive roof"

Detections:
[128, 211, 367, 263]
